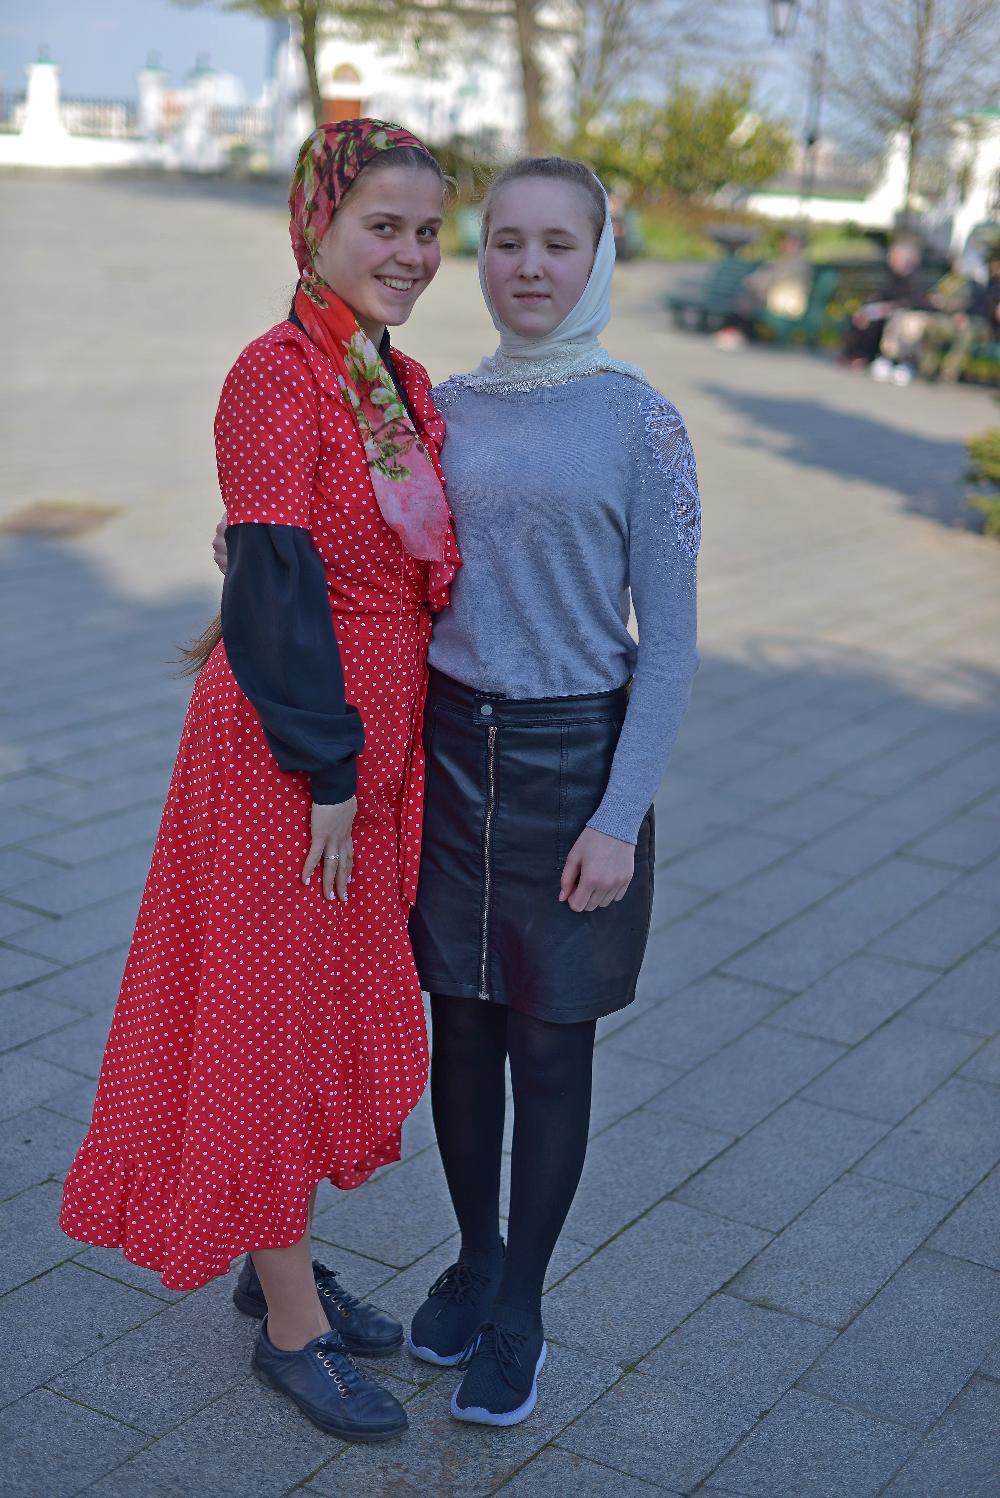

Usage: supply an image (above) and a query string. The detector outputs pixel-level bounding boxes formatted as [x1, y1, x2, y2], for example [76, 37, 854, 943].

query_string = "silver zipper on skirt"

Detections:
[478, 724, 498, 999]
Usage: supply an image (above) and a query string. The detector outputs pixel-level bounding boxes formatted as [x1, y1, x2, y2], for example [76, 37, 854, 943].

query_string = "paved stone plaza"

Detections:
[1, 172, 999, 1497]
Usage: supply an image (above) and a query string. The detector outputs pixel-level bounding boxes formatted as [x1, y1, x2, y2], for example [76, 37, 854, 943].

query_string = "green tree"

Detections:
[565, 0, 736, 144]
[583, 76, 793, 201]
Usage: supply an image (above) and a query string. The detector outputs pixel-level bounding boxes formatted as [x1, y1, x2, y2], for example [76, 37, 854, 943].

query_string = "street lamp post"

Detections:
[767, 0, 831, 222]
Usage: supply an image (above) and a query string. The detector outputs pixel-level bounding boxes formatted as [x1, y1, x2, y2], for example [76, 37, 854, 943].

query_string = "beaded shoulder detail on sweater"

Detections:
[642, 395, 702, 562]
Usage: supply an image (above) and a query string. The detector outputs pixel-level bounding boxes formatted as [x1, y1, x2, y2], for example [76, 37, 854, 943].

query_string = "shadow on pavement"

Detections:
[699, 381, 977, 530]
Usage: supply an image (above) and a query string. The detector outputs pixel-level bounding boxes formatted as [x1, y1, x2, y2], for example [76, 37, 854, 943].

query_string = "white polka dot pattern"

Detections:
[59, 322, 451, 1292]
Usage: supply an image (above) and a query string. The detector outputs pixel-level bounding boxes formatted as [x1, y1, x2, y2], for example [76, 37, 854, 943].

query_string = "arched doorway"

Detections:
[322, 62, 364, 123]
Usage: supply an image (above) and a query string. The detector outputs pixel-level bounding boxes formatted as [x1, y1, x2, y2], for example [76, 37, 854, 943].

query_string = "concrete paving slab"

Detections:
[0, 1051, 85, 1122]
[907, 808, 1000, 869]
[50, 1273, 258, 1435]
[0, 1180, 77, 1295]
[0, 946, 60, 993]
[638, 1293, 834, 1418]
[0, 1104, 84, 1201]
[81, 1372, 345, 1498]
[310, 1145, 456, 1269]
[22, 1005, 115, 1078]
[881, 1375, 1000, 1498]
[634, 916, 756, 1002]
[904, 948, 1000, 1036]
[587, 1041, 684, 1138]
[500, 1448, 677, 1496]
[607, 973, 787, 1073]
[659, 829, 794, 895]
[729, 1173, 951, 1326]
[0, 984, 80, 1051]
[698, 859, 841, 936]
[307, 1343, 620, 1498]
[768, 954, 933, 1045]
[872, 892, 1000, 969]
[707, 1388, 919, 1498]
[856, 1076, 1000, 1203]
[564, 1106, 732, 1245]
[541, 1200, 769, 1363]
[20, 947, 128, 1015]
[0, 1263, 161, 1408]
[6, 889, 142, 966]
[558, 1369, 753, 1493]
[43, 1076, 99, 1125]
[959, 1032, 1000, 1086]
[647, 1025, 845, 1136]
[802, 1015, 982, 1123]
[72, 1246, 190, 1304]
[926, 1163, 1000, 1271]
[799, 1250, 1000, 1430]
[0, 1387, 151, 1498]
[673, 1098, 888, 1231]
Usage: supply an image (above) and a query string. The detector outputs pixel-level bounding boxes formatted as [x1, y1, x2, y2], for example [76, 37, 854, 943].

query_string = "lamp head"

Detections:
[768, 0, 799, 39]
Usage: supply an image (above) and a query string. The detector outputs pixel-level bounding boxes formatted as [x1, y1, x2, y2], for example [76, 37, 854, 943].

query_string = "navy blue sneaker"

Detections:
[234, 1255, 403, 1357]
[252, 1320, 408, 1442]
[451, 1308, 547, 1426]
[407, 1246, 505, 1367]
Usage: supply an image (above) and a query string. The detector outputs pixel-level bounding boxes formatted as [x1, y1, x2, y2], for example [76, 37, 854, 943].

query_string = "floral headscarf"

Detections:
[289, 118, 434, 304]
[286, 119, 455, 569]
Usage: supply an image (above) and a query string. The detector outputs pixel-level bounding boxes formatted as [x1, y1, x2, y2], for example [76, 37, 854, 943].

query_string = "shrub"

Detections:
[966, 422, 1000, 537]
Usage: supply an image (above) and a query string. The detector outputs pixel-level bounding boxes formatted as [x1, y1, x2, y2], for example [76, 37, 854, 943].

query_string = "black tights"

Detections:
[429, 992, 596, 1321]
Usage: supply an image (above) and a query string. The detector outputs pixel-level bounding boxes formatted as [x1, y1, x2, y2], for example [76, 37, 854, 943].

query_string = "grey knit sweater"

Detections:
[427, 371, 701, 844]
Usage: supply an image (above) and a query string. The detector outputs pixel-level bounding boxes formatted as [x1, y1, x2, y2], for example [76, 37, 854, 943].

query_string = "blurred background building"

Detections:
[0, 1, 998, 259]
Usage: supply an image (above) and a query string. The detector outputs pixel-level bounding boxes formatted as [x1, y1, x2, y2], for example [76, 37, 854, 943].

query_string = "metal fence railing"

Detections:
[60, 97, 138, 137]
[209, 104, 273, 144]
[0, 91, 24, 130]
[0, 92, 139, 137]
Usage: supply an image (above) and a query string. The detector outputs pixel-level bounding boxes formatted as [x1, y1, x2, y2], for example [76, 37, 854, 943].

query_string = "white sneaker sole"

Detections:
[406, 1335, 466, 1367]
[450, 1341, 547, 1426]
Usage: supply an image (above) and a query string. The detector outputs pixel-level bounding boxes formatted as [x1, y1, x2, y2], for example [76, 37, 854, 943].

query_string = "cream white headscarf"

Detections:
[455, 173, 647, 393]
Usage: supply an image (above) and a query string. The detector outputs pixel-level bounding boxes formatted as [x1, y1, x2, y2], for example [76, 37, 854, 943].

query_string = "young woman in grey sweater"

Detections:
[214, 155, 700, 1429]
[405, 158, 700, 1426]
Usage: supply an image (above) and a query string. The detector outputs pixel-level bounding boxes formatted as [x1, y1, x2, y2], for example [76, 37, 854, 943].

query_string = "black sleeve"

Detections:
[221, 523, 364, 804]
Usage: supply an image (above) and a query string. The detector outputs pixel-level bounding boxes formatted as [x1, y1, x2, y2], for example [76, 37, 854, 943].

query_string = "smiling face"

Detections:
[312, 160, 444, 342]
[483, 177, 599, 338]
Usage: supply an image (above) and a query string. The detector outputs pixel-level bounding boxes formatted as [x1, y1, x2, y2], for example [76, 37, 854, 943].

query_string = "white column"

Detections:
[137, 60, 167, 141]
[19, 58, 69, 149]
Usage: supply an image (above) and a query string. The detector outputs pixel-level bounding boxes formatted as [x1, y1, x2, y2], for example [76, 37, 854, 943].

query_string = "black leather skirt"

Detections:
[408, 668, 655, 1023]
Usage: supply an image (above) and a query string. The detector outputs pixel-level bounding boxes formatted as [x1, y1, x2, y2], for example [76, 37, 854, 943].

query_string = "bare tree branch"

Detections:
[826, 0, 1000, 219]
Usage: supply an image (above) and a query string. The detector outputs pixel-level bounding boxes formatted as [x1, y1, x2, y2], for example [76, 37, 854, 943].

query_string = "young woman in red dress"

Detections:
[59, 119, 460, 1443]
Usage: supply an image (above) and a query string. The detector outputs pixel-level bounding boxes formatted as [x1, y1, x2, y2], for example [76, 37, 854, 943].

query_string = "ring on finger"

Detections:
[324, 853, 340, 863]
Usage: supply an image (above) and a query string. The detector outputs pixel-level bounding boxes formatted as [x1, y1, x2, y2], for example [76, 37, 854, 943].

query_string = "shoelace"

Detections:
[313, 1259, 362, 1319]
[312, 1332, 367, 1398]
[457, 1322, 529, 1392]
[426, 1261, 492, 1315]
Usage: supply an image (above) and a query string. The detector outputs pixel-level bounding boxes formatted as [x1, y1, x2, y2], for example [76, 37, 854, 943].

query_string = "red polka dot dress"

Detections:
[60, 322, 458, 1291]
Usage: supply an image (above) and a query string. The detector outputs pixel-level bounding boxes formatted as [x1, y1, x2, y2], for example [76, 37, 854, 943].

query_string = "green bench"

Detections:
[665, 259, 762, 333]
[666, 258, 952, 350]
[753, 264, 843, 346]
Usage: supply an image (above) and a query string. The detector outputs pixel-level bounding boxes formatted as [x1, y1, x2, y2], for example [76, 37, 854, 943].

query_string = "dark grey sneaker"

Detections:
[234, 1255, 403, 1357]
[451, 1308, 547, 1426]
[252, 1320, 408, 1442]
[407, 1246, 505, 1367]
